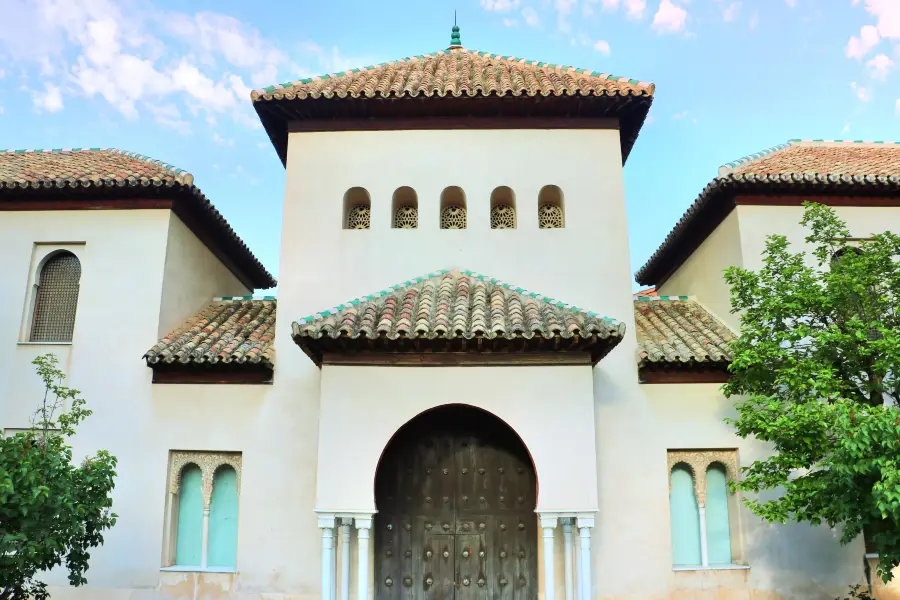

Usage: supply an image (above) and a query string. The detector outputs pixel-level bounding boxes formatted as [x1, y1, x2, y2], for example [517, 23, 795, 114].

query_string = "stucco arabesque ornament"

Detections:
[667, 450, 738, 507]
[169, 451, 243, 508]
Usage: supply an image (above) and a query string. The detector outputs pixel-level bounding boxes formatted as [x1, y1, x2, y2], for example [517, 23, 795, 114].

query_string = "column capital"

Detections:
[538, 514, 558, 529]
[576, 516, 595, 530]
[317, 514, 337, 529]
[355, 516, 373, 530]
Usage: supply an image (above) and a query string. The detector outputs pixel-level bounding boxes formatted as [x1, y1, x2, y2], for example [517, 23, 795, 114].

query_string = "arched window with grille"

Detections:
[490, 186, 516, 229]
[30, 251, 82, 342]
[538, 185, 565, 229]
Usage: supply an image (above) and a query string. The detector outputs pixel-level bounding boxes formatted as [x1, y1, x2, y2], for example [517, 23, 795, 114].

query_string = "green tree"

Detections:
[724, 202, 900, 582]
[0, 354, 118, 600]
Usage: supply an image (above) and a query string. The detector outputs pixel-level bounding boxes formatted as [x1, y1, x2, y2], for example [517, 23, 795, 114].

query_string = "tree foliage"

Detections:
[724, 203, 900, 581]
[0, 354, 118, 600]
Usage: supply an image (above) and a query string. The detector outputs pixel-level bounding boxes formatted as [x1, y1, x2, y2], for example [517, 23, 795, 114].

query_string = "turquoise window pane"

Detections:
[208, 466, 239, 569]
[670, 465, 702, 566]
[706, 464, 732, 565]
[175, 465, 203, 566]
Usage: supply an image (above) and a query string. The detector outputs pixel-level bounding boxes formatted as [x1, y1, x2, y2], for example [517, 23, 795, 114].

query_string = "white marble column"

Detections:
[341, 521, 352, 600]
[563, 519, 575, 600]
[539, 515, 558, 600]
[577, 516, 594, 600]
[356, 517, 373, 600]
[200, 506, 211, 569]
[698, 505, 709, 567]
[331, 526, 338, 600]
[319, 516, 336, 600]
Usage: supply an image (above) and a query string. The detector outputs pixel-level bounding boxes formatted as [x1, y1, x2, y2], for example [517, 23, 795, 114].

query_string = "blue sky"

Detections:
[1, 0, 898, 293]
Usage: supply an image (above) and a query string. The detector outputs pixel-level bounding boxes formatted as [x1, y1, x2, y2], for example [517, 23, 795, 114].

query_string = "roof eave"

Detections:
[254, 93, 653, 168]
[0, 181, 276, 290]
[290, 328, 625, 368]
[635, 173, 900, 287]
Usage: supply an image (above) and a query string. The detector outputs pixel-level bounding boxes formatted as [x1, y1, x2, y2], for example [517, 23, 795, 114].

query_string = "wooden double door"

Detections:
[374, 407, 537, 600]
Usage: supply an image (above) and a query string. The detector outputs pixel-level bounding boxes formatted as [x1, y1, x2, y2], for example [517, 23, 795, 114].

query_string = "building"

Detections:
[3, 26, 900, 600]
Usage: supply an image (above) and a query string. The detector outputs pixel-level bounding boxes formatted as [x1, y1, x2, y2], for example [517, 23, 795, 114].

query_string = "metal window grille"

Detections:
[538, 203, 564, 229]
[440, 205, 467, 229]
[490, 205, 516, 229]
[393, 205, 418, 229]
[30, 252, 81, 342]
[346, 205, 371, 229]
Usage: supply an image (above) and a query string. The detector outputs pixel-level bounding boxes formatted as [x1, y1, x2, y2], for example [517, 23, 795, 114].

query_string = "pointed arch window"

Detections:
[667, 450, 744, 570]
[30, 251, 81, 342]
[164, 451, 242, 572]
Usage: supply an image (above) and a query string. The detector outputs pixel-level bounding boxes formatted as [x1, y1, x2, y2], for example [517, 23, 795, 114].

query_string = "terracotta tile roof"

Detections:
[291, 269, 626, 366]
[634, 296, 734, 367]
[251, 49, 654, 103]
[252, 44, 655, 165]
[0, 148, 276, 290]
[144, 298, 276, 370]
[634, 287, 657, 297]
[0, 148, 193, 187]
[635, 140, 900, 286]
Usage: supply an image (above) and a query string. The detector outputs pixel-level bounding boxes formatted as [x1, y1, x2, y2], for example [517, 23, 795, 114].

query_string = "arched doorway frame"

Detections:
[372, 403, 539, 600]
[372, 403, 540, 507]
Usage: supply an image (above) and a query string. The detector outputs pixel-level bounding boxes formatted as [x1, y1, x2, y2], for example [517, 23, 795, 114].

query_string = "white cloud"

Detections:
[856, 0, 900, 39]
[652, 0, 687, 34]
[481, 0, 520, 12]
[212, 132, 234, 146]
[842, 122, 851, 133]
[625, 0, 647, 20]
[673, 110, 688, 119]
[749, 12, 759, 29]
[896, 98, 900, 113]
[601, 0, 619, 8]
[503, 17, 519, 26]
[785, 0, 796, 7]
[0, 68, 5, 79]
[867, 53, 894, 79]
[522, 6, 540, 26]
[33, 82, 64, 112]
[147, 102, 190, 133]
[556, 0, 577, 32]
[0, 0, 295, 129]
[850, 81, 871, 102]
[846, 24, 881, 60]
[593, 40, 611, 54]
[163, 11, 290, 85]
[722, 2, 740, 22]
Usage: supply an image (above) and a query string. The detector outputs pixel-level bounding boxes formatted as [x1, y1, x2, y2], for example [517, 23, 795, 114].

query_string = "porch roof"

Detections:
[144, 299, 276, 373]
[291, 269, 626, 366]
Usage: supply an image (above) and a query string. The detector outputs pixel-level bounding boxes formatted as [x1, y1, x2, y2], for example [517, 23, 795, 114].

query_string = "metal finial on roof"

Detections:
[449, 13, 462, 49]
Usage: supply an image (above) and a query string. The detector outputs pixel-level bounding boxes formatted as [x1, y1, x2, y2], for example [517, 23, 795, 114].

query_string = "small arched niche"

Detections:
[391, 186, 418, 229]
[439, 186, 467, 229]
[538, 185, 565, 229]
[343, 187, 371, 230]
[489, 186, 516, 229]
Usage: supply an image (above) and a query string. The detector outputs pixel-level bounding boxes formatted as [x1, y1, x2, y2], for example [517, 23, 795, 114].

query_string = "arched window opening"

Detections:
[392, 186, 418, 229]
[705, 463, 732, 565]
[440, 186, 467, 229]
[669, 464, 701, 566]
[208, 465, 239, 568]
[174, 464, 203, 566]
[490, 186, 516, 229]
[30, 251, 81, 342]
[538, 185, 565, 229]
[343, 187, 371, 230]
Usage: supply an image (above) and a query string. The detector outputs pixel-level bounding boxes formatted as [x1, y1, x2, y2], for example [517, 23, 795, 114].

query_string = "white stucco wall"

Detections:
[736, 203, 900, 272]
[657, 208, 744, 331]
[316, 365, 598, 512]
[157, 213, 250, 337]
